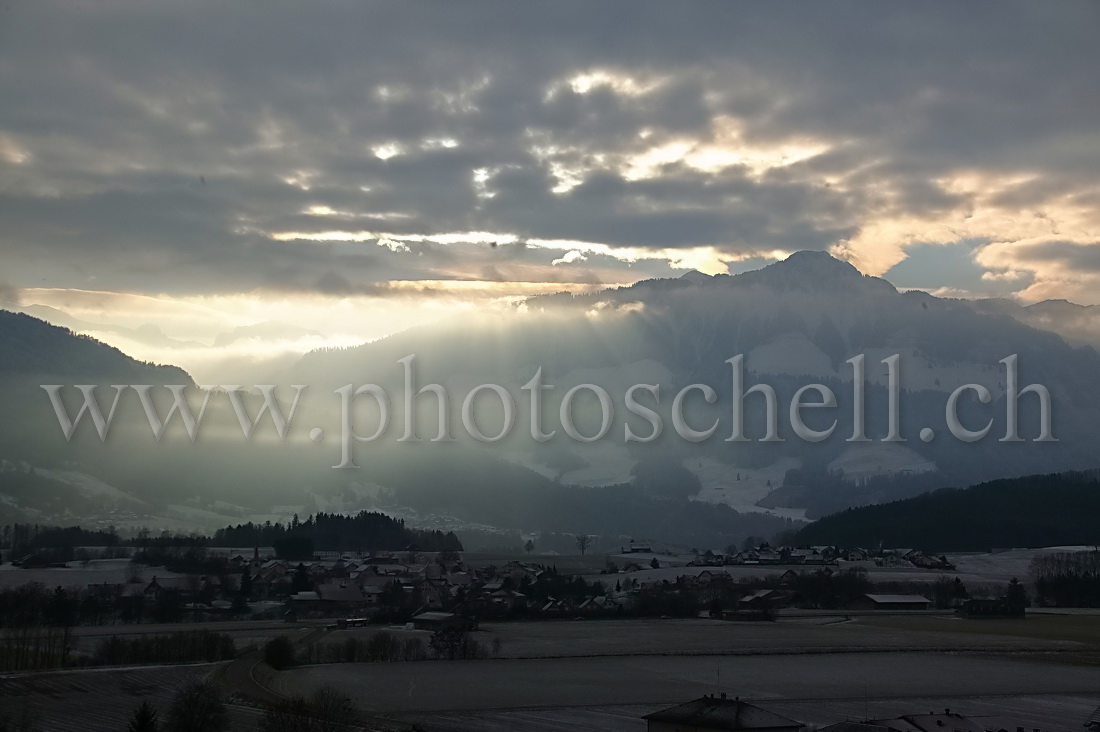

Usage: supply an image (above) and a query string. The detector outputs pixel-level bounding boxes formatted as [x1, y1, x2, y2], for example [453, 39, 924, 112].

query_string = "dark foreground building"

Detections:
[643, 695, 803, 732]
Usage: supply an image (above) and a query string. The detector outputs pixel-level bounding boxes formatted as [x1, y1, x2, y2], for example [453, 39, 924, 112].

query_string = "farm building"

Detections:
[411, 611, 477, 632]
[850, 594, 931, 611]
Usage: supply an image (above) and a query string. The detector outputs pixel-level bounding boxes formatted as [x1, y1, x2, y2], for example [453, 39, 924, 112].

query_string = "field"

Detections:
[0, 665, 265, 732]
[279, 651, 1100, 711]
[434, 615, 1089, 657]
[858, 612, 1100, 649]
[0, 558, 188, 589]
[270, 614, 1100, 731]
[3, 613, 1100, 731]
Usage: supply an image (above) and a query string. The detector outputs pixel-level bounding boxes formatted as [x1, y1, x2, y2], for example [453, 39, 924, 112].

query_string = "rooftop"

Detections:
[644, 695, 803, 730]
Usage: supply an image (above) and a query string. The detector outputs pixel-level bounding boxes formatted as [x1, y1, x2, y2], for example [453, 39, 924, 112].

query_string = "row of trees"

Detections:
[95, 630, 236, 666]
[1, 523, 123, 562]
[1032, 550, 1100, 606]
[213, 511, 462, 555]
[267, 629, 502, 669]
[123, 677, 229, 732]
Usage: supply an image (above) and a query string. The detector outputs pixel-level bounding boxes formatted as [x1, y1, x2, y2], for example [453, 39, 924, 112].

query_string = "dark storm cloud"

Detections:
[0, 1, 1097, 295]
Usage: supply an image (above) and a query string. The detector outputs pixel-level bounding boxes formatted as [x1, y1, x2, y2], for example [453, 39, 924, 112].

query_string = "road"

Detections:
[219, 625, 326, 705]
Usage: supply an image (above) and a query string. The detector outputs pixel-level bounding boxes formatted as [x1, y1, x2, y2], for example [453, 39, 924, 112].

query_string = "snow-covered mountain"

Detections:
[293, 251, 1100, 519]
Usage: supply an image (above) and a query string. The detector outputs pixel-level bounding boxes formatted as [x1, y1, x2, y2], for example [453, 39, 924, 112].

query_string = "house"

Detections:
[287, 591, 323, 612]
[362, 586, 385, 606]
[17, 554, 49, 569]
[851, 594, 931, 611]
[539, 598, 572, 616]
[577, 595, 621, 615]
[502, 561, 542, 583]
[144, 576, 196, 601]
[643, 695, 803, 731]
[756, 549, 782, 565]
[862, 711, 985, 732]
[738, 589, 789, 611]
[315, 582, 366, 608]
[1085, 703, 1100, 732]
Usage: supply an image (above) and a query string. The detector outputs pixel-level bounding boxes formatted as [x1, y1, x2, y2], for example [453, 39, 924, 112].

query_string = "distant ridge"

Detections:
[0, 309, 192, 383]
[795, 470, 1100, 552]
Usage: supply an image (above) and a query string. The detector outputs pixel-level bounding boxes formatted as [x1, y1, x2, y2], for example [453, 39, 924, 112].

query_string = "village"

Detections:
[1, 538, 1098, 730]
[0, 537, 1030, 634]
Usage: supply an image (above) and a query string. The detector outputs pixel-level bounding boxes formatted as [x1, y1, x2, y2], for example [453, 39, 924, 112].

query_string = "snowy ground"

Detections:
[38, 470, 148, 506]
[827, 442, 936, 481]
[591, 547, 1070, 590]
[279, 650, 1100, 718]
[686, 456, 805, 520]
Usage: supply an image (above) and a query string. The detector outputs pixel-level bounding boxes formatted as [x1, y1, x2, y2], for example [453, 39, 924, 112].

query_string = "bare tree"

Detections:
[575, 534, 591, 555]
[166, 677, 227, 732]
[310, 687, 358, 732]
[259, 687, 357, 732]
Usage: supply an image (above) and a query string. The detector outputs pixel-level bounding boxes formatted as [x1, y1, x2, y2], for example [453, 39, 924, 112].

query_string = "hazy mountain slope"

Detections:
[0, 310, 191, 383]
[0, 311, 331, 516]
[0, 309, 795, 547]
[972, 297, 1100, 350]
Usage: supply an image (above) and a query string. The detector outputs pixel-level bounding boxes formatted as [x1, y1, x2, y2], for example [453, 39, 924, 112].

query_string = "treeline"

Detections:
[795, 470, 1100, 552]
[0, 581, 195, 629]
[212, 510, 463, 557]
[0, 584, 87, 627]
[94, 630, 235, 666]
[771, 466, 950, 519]
[2, 524, 124, 564]
[1032, 550, 1100, 607]
[276, 629, 500, 667]
[0, 624, 235, 672]
[0, 626, 71, 672]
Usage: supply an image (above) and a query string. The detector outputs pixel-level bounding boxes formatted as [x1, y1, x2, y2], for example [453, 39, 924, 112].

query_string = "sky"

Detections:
[1, 2, 1099, 381]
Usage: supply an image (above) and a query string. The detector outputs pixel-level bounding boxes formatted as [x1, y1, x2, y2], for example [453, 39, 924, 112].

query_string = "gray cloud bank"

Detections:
[1, 2, 1098, 299]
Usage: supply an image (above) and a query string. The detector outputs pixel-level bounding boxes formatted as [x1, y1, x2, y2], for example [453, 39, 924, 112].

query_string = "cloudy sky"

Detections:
[2, 2, 1099, 379]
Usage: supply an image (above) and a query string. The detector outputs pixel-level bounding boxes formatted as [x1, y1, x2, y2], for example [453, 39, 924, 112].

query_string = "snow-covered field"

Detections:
[686, 456, 805, 519]
[827, 442, 936, 481]
[0, 558, 183, 589]
[278, 649, 1100, 716]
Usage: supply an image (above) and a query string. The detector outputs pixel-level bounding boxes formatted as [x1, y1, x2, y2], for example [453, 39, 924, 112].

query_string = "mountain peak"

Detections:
[678, 269, 714, 285]
[736, 249, 894, 293]
[779, 249, 861, 273]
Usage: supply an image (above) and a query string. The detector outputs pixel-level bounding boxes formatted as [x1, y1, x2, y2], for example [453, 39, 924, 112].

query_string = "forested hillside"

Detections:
[795, 471, 1100, 551]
